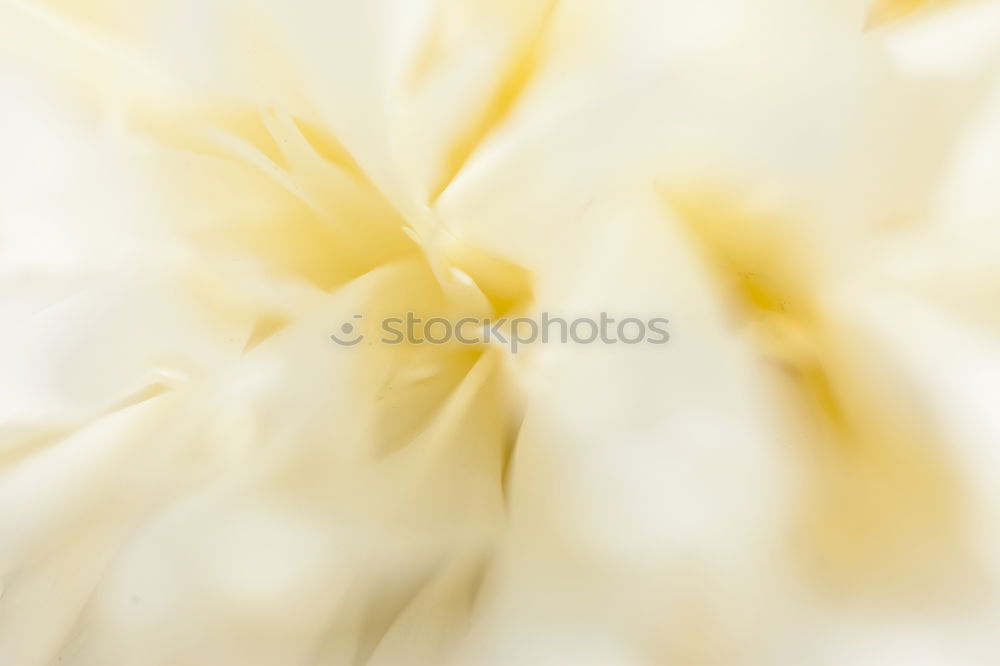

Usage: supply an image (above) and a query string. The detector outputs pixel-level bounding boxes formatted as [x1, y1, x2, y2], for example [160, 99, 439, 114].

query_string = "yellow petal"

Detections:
[866, 0, 953, 28]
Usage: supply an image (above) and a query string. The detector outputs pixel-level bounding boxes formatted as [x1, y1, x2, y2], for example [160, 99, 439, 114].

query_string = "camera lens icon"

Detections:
[330, 315, 364, 346]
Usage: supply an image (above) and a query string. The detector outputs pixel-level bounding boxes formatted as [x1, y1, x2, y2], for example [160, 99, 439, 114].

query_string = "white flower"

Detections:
[2, 0, 1000, 664]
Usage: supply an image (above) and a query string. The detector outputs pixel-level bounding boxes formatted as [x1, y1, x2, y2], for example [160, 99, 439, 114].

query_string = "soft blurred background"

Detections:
[2, 0, 1000, 664]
